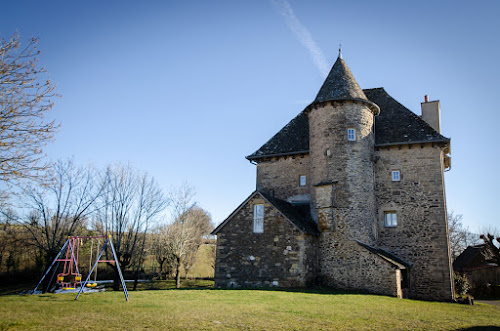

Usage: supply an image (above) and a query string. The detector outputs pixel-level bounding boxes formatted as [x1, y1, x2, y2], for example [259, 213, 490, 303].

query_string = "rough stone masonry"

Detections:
[212, 52, 454, 301]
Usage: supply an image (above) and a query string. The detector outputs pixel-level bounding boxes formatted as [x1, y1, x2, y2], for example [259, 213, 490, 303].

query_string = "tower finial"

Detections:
[339, 44, 342, 59]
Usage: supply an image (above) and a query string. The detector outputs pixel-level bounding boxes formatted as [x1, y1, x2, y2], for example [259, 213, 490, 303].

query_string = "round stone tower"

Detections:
[306, 51, 381, 288]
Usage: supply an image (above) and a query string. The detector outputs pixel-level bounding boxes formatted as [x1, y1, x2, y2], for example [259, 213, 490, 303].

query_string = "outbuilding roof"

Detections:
[247, 88, 449, 161]
[259, 191, 319, 236]
[453, 244, 498, 271]
[211, 190, 319, 236]
[356, 241, 410, 269]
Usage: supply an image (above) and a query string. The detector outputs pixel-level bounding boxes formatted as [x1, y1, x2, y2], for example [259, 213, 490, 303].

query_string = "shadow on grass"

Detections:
[2, 279, 417, 299]
[454, 327, 500, 331]
[137, 279, 380, 297]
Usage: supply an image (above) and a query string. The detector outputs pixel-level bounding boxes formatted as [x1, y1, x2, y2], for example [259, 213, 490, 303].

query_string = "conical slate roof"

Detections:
[314, 56, 369, 103]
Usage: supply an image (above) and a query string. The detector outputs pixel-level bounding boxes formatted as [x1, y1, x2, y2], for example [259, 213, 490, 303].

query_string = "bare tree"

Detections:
[180, 207, 213, 279]
[448, 212, 480, 260]
[166, 184, 196, 288]
[94, 164, 167, 290]
[207, 240, 216, 273]
[480, 231, 500, 266]
[22, 159, 102, 273]
[0, 34, 58, 193]
[0, 208, 19, 270]
[151, 225, 176, 280]
[155, 185, 213, 288]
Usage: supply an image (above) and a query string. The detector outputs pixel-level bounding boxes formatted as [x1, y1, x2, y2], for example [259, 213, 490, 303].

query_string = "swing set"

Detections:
[31, 235, 129, 301]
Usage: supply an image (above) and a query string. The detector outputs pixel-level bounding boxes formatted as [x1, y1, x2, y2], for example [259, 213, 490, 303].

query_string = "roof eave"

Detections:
[375, 138, 450, 148]
[211, 190, 318, 236]
[305, 98, 380, 115]
[246, 150, 310, 161]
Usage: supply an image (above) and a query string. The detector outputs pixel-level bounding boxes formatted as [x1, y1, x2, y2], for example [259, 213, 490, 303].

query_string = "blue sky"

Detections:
[1, 0, 499, 231]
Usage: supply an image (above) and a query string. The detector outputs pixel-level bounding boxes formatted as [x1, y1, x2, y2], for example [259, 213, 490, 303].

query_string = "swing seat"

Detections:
[57, 276, 64, 282]
[75, 276, 81, 281]
[86, 283, 97, 288]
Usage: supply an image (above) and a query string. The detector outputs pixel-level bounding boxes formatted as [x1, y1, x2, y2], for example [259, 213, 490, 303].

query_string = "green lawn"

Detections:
[0, 286, 499, 330]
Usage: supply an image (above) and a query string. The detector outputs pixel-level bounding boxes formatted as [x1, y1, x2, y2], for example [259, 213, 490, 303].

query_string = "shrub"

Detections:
[454, 273, 471, 298]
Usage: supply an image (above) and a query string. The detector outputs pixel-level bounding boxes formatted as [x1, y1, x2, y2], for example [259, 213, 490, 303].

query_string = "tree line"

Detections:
[0, 159, 214, 290]
[0, 33, 215, 290]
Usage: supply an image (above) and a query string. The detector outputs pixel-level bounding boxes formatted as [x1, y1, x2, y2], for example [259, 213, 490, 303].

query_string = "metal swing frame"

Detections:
[31, 235, 129, 302]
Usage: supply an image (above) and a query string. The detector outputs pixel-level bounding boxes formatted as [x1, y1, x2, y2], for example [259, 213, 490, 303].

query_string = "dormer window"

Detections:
[253, 204, 264, 233]
[392, 171, 400, 182]
[347, 128, 356, 141]
[299, 175, 306, 187]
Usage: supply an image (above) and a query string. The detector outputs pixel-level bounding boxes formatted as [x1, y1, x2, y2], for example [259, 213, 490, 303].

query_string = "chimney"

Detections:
[421, 95, 441, 133]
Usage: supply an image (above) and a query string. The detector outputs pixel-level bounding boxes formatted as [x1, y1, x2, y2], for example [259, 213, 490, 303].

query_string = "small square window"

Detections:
[384, 212, 397, 227]
[253, 204, 264, 233]
[299, 175, 306, 187]
[347, 128, 356, 141]
[392, 171, 400, 182]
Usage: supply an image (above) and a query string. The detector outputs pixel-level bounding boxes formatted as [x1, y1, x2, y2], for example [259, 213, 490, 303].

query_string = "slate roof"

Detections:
[211, 190, 319, 236]
[259, 191, 319, 236]
[247, 88, 450, 161]
[365, 88, 449, 146]
[453, 244, 498, 271]
[247, 112, 309, 159]
[356, 241, 411, 269]
[315, 56, 369, 103]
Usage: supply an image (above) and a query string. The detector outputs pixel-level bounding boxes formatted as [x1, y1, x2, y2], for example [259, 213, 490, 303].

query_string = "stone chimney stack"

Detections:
[421, 95, 441, 133]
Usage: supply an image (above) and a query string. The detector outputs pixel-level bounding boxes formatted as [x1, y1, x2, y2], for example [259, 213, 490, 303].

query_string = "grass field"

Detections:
[1, 283, 499, 330]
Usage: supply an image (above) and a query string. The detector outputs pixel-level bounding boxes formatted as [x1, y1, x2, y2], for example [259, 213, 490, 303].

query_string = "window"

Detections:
[299, 175, 306, 187]
[347, 128, 356, 141]
[392, 170, 400, 182]
[253, 204, 264, 233]
[384, 212, 397, 227]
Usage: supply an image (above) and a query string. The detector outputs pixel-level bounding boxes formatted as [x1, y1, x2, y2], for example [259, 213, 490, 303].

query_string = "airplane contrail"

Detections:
[271, 0, 330, 77]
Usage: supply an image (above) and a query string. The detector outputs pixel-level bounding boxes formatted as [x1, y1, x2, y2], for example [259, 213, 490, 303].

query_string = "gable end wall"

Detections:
[374, 144, 453, 301]
[214, 195, 317, 288]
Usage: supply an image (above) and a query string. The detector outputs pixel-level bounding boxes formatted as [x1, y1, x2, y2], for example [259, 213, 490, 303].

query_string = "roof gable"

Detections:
[211, 190, 319, 236]
[259, 191, 319, 235]
[247, 88, 449, 160]
[357, 241, 410, 269]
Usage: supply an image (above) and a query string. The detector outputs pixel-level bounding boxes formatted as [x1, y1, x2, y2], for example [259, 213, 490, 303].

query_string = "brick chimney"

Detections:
[421, 95, 441, 133]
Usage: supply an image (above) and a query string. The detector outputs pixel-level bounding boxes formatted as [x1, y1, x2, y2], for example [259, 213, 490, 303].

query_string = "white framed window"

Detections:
[347, 128, 356, 141]
[384, 211, 397, 227]
[253, 204, 264, 233]
[299, 175, 306, 187]
[391, 170, 400, 182]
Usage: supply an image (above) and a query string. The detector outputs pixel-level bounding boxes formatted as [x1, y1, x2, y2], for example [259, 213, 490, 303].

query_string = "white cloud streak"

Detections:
[271, 0, 329, 77]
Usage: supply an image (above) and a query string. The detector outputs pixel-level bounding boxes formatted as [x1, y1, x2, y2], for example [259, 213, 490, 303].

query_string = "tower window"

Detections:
[384, 211, 397, 227]
[299, 175, 306, 187]
[253, 204, 264, 233]
[347, 128, 356, 141]
[392, 171, 400, 182]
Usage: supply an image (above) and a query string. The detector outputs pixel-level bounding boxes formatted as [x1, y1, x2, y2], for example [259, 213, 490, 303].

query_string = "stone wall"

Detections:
[308, 101, 377, 242]
[308, 100, 387, 293]
[374, 144, 453, 301]
[256, 154, 310, 202]
[318, 239, 402, 297]
[214, 194, 317, 288]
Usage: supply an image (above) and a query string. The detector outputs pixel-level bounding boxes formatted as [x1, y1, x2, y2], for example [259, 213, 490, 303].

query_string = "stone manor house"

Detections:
[212, 52, 454, 301]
